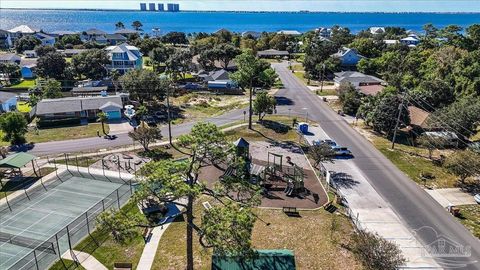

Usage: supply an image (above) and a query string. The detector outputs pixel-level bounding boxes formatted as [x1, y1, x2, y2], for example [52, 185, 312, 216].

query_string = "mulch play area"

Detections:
[198, 140, 328, 209]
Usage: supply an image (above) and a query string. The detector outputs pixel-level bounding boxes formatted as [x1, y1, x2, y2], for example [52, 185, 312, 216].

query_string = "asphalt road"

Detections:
[27, 108, 246, 156]
[272, 62, 480, 269]
[24, 62, 480, 268]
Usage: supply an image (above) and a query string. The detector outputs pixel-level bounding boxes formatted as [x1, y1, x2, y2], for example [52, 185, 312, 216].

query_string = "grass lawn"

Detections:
[456, 205, 480, 239]
[153, 198, 361, 270]
[49, 201, 146, 270]
[25, 123, 109, 144]
[316, 89, 338, 96]
[53, 155, 101, 167]
[17, 101, 31, 113]
[223, 115, 299, 142]
[471, 128, 480, 141]
[171, 93, 249, 124]
[9, 79, 35, 89]
[369, 131, 458, 188]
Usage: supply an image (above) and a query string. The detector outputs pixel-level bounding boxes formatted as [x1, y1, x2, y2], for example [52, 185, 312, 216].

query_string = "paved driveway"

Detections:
[426, 188, 478, 208]
[108, 120, 133, 135]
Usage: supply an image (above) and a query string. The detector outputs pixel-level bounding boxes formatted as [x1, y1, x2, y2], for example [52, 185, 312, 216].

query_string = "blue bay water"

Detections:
[0, 9, 479, 34]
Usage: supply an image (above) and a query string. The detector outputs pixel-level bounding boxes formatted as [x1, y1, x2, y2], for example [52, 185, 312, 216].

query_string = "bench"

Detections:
[282, 206, 300, 217]
[114, 262, 132, 270]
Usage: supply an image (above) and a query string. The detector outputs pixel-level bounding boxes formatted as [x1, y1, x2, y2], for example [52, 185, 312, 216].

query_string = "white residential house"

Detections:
[331, 47, 365, 67]
[315, 27, 332, 38]
[105, 43, 143, 74]
[400, 35, 421, 47]
[24, 50, 37, 58]
[277, 30, 302, 36]
[369, 27, 385, 35]
[8, 25, 40, 44]
[383, 39, 400, 46]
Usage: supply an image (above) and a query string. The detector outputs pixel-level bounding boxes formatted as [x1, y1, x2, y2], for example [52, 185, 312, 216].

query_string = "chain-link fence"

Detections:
[1, 167, 134, 270]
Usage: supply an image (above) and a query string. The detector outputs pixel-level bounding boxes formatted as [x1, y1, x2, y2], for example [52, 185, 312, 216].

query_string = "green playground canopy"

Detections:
[0, 152, 37, 169]
[212, 249, 296, 270]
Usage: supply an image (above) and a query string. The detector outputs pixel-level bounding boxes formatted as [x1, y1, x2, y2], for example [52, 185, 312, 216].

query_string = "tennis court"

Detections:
[0, 169, 133, 270]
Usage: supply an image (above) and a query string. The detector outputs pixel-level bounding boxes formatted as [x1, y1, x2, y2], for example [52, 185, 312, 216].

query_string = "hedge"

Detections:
[37, 117, 81, 128]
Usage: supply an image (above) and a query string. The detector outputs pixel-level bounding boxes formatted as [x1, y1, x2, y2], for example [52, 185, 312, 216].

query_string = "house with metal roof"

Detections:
[105, 43, 143, 74]
[31, 95, 125, 121]
[331, 47, 365, 67]
[334, 71, 385, 88]
[277, 30, 301, 36]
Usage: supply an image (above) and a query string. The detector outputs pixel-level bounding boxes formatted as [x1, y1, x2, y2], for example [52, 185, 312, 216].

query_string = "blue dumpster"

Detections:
[298, 122, 309, 134]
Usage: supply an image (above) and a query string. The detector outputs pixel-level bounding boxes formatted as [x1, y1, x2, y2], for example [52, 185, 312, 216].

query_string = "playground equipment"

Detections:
[226, 138, 306, 197]
[262, 152, 305, 197]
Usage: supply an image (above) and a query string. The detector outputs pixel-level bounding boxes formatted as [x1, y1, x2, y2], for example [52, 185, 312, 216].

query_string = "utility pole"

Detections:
[166, 83, 173, 145]
[319, 63, 325, 92]
[391, 92, 407, 149]
[248, 84, 253, 130]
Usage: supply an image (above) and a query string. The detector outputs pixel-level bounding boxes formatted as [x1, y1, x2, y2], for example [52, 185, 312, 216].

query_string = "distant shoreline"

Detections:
[1, 8, 480, 14]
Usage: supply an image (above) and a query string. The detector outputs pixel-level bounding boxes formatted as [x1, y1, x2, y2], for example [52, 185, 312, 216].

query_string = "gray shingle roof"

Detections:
[0, 53, 21, 62]
[334, 71, 384, 85]
[34, 95, 123, 115]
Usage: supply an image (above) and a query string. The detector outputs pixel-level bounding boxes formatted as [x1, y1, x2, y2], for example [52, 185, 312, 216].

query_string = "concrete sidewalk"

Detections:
[304, 125, 440, 269]
[426, 188, 477, 208]
[62, 250, 107, 270]
[137, 199, 186, 270]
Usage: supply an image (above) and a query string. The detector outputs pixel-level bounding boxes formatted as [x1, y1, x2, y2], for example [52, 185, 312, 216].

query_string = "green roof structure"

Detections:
[0, 152, 37, 169]
[212, 249, 296, 270]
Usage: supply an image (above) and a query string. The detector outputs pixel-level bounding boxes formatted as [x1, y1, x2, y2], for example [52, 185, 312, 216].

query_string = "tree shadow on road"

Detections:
[331, 172, 359, 189]
[275, 96, 294, 106]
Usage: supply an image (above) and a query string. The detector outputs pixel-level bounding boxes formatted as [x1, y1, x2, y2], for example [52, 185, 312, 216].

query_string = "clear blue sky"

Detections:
[1, 0, 480, 12]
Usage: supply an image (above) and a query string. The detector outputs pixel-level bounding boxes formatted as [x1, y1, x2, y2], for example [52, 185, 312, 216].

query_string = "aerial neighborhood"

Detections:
[0, 15, 479, 270]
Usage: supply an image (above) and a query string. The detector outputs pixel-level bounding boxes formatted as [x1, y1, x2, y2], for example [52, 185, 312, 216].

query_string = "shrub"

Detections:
[37, 118, 81, 128]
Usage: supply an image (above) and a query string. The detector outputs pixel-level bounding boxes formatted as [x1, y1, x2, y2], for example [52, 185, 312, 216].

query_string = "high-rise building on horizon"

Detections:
[167, 3, 180, 12]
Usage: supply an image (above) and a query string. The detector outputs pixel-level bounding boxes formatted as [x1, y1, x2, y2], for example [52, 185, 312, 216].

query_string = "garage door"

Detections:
[105, 110, 121, 120]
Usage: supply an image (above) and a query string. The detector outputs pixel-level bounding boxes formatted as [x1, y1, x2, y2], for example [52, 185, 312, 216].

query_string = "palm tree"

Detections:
[97, 112, 108, 135]
[115, 21, 125, 30]
[132, 21, 143, 31]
